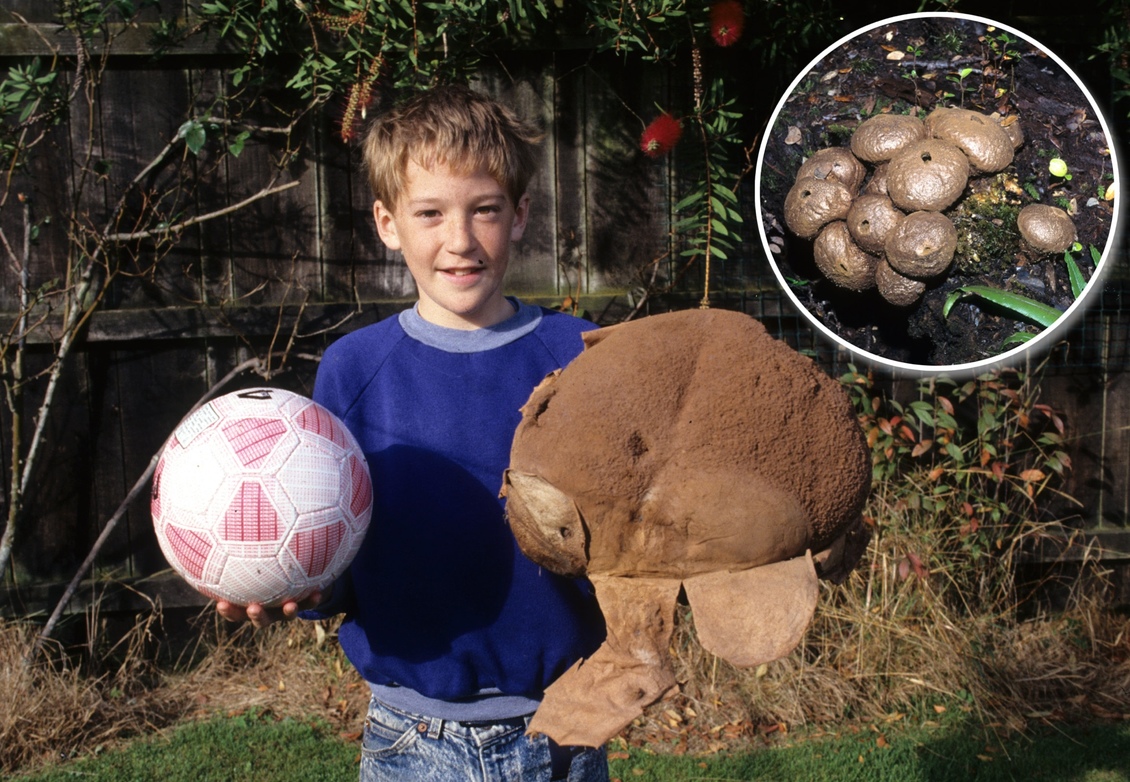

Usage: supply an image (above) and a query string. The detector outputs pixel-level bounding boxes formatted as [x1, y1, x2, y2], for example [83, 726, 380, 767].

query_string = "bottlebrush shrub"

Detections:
[709, 0, 745, 47]
[640, 113, 683, 158]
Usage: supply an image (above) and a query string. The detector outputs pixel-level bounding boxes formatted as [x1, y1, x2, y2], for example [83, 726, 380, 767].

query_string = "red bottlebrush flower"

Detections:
[709, 0, 745, 47]
[640, 113, 683, 158]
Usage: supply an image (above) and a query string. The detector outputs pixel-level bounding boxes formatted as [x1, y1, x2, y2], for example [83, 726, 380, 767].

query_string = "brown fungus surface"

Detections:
[503, 309, 871, 747]
[814, 221, 880, 291]
[884, 210, 958, 279]
[850, 113, 927, 163]
[783, 176, 855, 239]
[846, 193, 905, 254]
[1017, 203, 1077, 253]
[927, 107, 1015, 173]
[796, 146, 867, 192]
[886, 139, 970, 212]
[876, 257, 927, 307]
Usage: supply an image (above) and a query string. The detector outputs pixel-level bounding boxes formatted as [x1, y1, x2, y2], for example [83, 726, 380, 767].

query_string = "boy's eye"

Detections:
[476, 204, 502, 216]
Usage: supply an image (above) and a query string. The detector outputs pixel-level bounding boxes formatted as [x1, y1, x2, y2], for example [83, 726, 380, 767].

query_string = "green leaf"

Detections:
[1090, 244, 1102, 266]
[909, 401, 935, 427]
[1001, 331, 1035, 348]
[177, 120, 207, 155]
[674, 192, 703, 212]
[1064, 252, 1086, 299]
[943, 285, 1062, 328]
[228, 130, 251, 158]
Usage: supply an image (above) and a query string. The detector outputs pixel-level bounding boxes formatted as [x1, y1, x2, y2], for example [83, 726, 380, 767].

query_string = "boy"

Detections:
[218, 85, 609, 781]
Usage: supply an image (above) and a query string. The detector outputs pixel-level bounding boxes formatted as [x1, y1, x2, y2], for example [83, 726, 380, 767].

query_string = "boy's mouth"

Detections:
[443, 265, 486, 278]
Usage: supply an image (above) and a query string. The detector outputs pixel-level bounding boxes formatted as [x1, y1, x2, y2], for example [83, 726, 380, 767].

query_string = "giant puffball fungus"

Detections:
[846, 193, 905, 254]
[884, 210, 958, 279]
[886, 139, 970, 212]
[783, 176, 855, 239]
[850, 113, 928, 163]
[875, 257, 927, 307]
[926, 107, 1015, 173]
[814, 221, 881, 291]
[503, 308, 871, 748]
[796, 146, 867, 192]
[1017, 204, 1077, 253]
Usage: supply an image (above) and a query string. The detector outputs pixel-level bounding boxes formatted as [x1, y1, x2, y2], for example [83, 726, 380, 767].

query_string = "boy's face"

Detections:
[373, 159, 529, 330]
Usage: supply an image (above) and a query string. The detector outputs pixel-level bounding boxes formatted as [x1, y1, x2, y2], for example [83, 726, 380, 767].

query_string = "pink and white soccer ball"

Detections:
[151, 388, 372, 607]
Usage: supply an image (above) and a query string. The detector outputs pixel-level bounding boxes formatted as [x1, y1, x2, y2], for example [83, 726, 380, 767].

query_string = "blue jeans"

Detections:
[359, 697, 610, 782]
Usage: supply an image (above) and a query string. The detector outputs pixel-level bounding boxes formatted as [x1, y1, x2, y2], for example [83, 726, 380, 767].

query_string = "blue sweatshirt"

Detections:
[304, 300, 605, 720]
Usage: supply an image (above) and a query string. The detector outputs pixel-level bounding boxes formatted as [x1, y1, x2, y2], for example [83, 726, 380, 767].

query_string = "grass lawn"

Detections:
[11, 709, 1130, 782]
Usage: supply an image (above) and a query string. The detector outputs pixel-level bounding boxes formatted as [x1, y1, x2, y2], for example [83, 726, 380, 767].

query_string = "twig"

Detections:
[24, 353, 317, 666]
[103, 180, 300, 243]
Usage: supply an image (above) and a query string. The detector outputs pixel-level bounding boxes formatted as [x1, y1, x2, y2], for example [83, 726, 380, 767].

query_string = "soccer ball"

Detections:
[151, 387, 372, 607]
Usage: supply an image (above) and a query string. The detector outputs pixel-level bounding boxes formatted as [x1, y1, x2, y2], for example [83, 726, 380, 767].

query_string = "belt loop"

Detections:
[427, 716, 443, 740]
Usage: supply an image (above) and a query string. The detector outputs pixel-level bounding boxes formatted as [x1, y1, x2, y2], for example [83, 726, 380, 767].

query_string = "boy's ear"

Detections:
[373, 200, 402, 251]
[510, 193, 530, 243]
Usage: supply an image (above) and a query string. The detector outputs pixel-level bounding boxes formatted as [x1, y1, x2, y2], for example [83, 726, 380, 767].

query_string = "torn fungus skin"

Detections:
[501, 309, 872, 747]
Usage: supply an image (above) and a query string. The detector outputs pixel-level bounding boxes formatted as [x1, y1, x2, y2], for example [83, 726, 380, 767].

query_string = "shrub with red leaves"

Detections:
[639, 113, 683, 158]
[709, 0, 745, 47]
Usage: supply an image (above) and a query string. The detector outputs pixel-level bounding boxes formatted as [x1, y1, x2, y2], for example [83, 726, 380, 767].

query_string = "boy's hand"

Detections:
[216, 591, 323, 629]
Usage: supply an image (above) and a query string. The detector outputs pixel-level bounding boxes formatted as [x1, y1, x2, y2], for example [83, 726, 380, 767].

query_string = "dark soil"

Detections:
[758, 16, 1117, 368]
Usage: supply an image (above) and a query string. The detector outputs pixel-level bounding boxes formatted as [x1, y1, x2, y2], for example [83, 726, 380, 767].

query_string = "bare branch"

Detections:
[103, 180, 301, 243]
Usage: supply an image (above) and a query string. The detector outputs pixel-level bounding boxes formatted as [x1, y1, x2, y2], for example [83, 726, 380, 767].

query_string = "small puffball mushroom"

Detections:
[846, 194, 905, 254]
[886, 139, 970, 212]
[927, 107, 1014, 173]
[796, 147, 866, 192]
[875, 257, 927, 307]
[784, 176, 855, 239]
[993, 113, 1024, 149]
[850, 114, 928, 163]
[813, 221, 880, 291]
[884, 210, 958, 279]
[864, 163, 890, 196]
[1017, 204, 1077, 253]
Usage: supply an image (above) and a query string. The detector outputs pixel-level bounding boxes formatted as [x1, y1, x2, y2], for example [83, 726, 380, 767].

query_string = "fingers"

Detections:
[216, 591, 322, 628]
[216, 600, 248, 623]
[245, 602, 275, 629]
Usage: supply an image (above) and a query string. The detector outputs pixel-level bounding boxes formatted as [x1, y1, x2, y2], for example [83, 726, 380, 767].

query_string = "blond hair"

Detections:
[362, 85, 541, 209]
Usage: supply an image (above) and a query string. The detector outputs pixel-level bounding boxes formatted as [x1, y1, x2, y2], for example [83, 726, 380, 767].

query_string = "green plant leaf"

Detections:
[1001, 331, 1035, 348]
[1064, 252, 1087, 299]
[943, 285, 1062, 328]
[177, 119, 207, 155]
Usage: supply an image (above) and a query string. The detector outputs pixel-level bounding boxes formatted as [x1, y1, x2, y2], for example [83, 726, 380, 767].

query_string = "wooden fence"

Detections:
[1, 1, 1129, 619]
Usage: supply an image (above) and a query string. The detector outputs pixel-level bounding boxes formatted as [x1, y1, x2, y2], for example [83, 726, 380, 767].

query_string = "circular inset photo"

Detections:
[755, 12, 1121, 372]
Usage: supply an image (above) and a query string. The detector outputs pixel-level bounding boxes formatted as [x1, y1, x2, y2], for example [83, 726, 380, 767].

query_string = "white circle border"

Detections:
[754, 11, 1124, 376]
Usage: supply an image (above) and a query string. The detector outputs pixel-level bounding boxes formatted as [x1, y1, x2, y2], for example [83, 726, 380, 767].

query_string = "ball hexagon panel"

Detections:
[162, 523, 214, 581]
[346, 454, 373, 527]
[219, 480, 284, 544]
[157, 435, 230, 519]
[274, 439, 347, 514]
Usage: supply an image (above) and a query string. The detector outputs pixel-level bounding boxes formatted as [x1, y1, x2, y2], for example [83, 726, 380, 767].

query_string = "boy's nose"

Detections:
[444, 214, 478, 254]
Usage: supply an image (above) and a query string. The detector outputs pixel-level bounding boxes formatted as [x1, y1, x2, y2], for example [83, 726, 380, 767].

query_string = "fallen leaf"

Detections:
[785, 125, 802, 145]
[886, 50, 906, 61]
